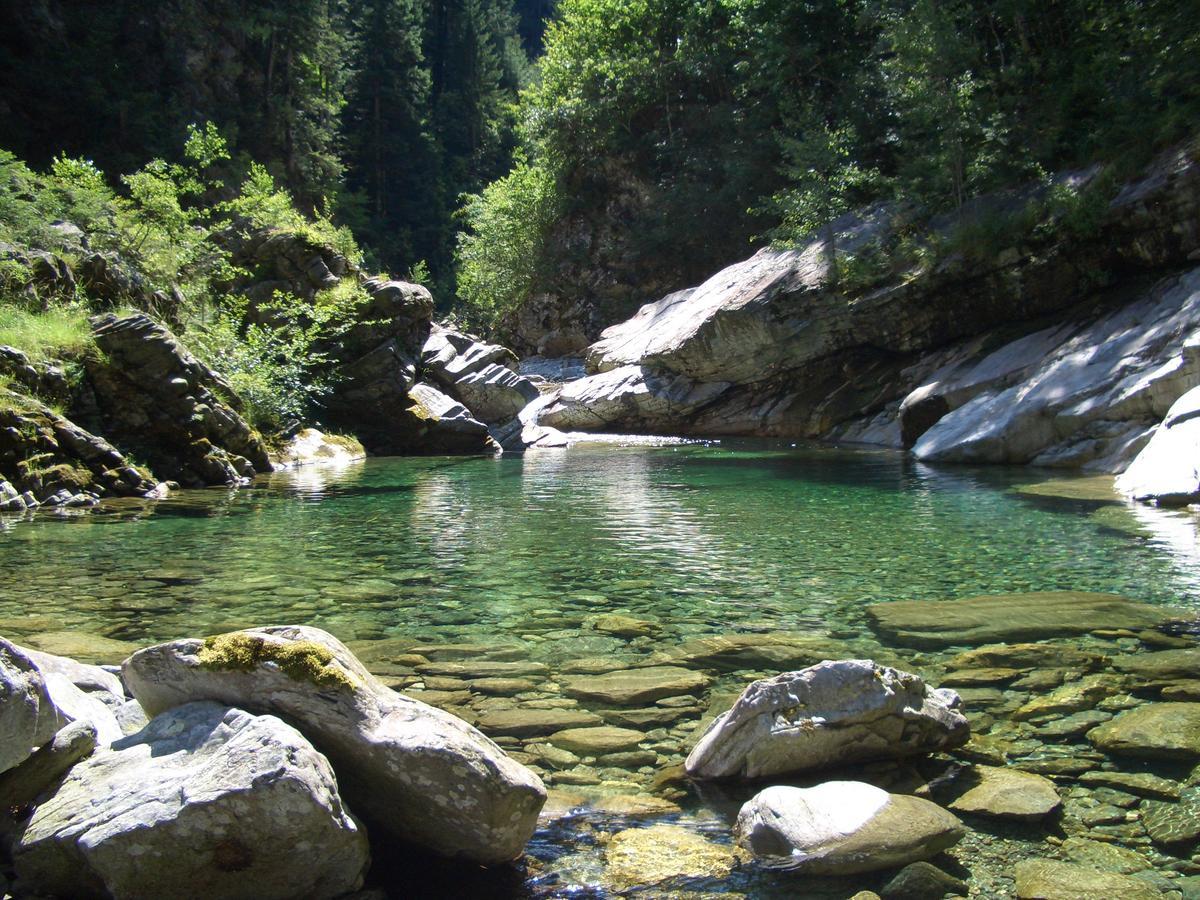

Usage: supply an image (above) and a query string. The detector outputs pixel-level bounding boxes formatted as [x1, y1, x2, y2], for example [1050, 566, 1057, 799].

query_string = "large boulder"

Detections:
[10, 702, 369, 900]
[685, 659, 968, 780]
[1116, 382, 1200, 504]
[0, 639, 66, 775]
[735, 782, 966, 874]
[122, 626, 545, 863]
[87, 313, 272, 486]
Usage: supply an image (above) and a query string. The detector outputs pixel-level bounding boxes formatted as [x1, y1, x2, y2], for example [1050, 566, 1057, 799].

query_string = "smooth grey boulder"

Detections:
[11, 702, 368, 900]
[1117, 382, 1200, 504]
[685, 659, 968, 780]
[123, 626, 546, 863]
[735, 782, 966, 874]
[0, 639, 66, 775]
[19, 644, 125, 701]
[39, 671, 123, 746]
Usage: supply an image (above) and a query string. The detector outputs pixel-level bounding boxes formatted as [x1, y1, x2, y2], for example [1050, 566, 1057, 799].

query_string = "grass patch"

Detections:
[0, 303, 93, 361]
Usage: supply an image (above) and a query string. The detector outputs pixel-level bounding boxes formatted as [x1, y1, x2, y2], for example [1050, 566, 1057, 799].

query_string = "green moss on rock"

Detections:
[197, 632, 357, 690]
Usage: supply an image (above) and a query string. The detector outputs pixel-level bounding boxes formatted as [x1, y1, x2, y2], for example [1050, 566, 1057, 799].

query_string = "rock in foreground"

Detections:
[123, 626, 545, 863]
[735, 782, 965, 874]
[11, 702, 368, 900]
[0, 639, 65, 775]
[685, 659, 968, 780]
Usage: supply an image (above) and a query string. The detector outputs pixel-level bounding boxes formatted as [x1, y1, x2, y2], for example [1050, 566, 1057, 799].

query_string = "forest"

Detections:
[1, 0, 1198, 390]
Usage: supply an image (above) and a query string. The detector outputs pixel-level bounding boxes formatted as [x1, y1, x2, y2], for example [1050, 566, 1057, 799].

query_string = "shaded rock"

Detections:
[735, 782, 965, 875]
[0, 639, 65, 775]
[273, 429, 365, 469]
[867, 592, 1174, 649]
[88, 313, 272, 486]
[948, 766, 1060, 821]
[0, 720, 97, 819]
[881, 861, 969, 899]
[605, 824, 734, 891]
[122, 626, 545, 863]
[547, 726, 644, 755]
[474, 707, 603, 737]
[11, 702, 368, 900]
[1013, 859, 1161, 900]
[1087, 702, 1200, 760]
[686, 660, 967, 780]
[562, 666, 710, 706]
[403, 382, 495, 454]
[1117, 383, 1200, 504]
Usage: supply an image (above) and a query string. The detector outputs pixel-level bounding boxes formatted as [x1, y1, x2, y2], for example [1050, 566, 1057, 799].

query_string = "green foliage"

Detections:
[0, 304, 93, 361]
[456, 158, 559, 328]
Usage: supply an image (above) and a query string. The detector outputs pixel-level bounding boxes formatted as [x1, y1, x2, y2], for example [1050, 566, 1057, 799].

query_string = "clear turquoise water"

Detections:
[3, 441, 1199, 897]
[0, 441, 1196, 650]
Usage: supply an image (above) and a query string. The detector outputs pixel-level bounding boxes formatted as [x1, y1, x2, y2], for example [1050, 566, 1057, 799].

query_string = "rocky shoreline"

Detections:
[3, 587, 1200, 898]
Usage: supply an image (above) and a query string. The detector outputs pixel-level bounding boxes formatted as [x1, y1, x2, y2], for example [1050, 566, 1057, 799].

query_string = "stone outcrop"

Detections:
[273, 428, 365, 469]
[10, 702, 369, 900]
[1, 385, 159, 509]
[1116, 383, 1200, 504]
[122, 626, 545, 863]
[525, 148, 1200, 472]
[734, 782, 965, 874]
[422, 324, 540, 424]
[685, 660, 968, 780]
[86, 313, 272, 486]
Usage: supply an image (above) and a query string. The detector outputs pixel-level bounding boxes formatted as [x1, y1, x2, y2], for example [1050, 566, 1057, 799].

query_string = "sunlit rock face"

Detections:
[529, 149, 1200, 472]
[1117, 383, 1200, 504]
[685, 659, 968, 780]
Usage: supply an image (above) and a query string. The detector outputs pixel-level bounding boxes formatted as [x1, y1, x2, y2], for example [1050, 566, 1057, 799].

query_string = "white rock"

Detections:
[123, 626, 546, 863]
[274, 428, 365, 470]
[685, 659, 968, 780]
[735, 782, 966, 874]
[1117, 383, 1200, 504]
[11, 702, 368, 900]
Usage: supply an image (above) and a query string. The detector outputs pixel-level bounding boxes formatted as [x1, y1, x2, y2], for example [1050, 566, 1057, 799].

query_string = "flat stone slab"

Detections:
[1087, 702, 1200, 760]
[605, 824, 733, 891]
[648, 633, 852, 672]
[547, 726, 645, 755]
[1077, 771, 1180, 800]
[561, 666, 710, 706]
[1014, 859, 1161, 900]
[1112, 648, 1200, 681]
[949, 766, 1060, 821]
[867, 592, 1175, 648]
[475, 707, 603, 737]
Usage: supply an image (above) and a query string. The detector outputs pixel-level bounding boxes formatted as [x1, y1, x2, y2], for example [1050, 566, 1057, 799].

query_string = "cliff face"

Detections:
[532, 147, 1200, 474]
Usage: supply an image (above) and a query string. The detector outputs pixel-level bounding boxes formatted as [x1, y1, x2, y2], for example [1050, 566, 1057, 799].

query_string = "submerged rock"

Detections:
[948, 766, 1061, 821]
[561, 665, 710, 706]
[1087, 702, 1200, 760]
[122, 626, 545, 863]
[605, 823, 734, 891]
[735, 782, 965, 874]
[1013, 859, 1161, 900]
[867, 591, 1174, 648]
[685, 659, 968, 780]
[10, 702, 368, 900]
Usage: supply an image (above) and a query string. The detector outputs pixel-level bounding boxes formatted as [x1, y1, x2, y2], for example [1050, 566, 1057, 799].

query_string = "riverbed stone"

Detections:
[122, 626, 546, 863]
[1013, 859, 1161, 900]
[1013, 675, 1116, 721]
[475, 707, 603, 737]
[1059, 836, 1149, 874]
[10, 702, 368, 900]
[605, 824, 734, 891]
[0, 639, 65, 775]
[1141, 789, 1200, 848]
[947, 643, 1107, 672]
[1077, 770, 1181, 800]
[561, 666, 710, 706]
[17, 645, 124, 700]
[686, 659, 968, 780]
[547, 726, 645, 755]
[735, 782, 965, 875]
[1087, 702, 1200, 760]
[948, 766, 1061, 821]
[1112, 648, 1200, 682]
[650, 632, 853, 671]
[868, 592, 1175, 648]
[880, 861, 969, 899]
